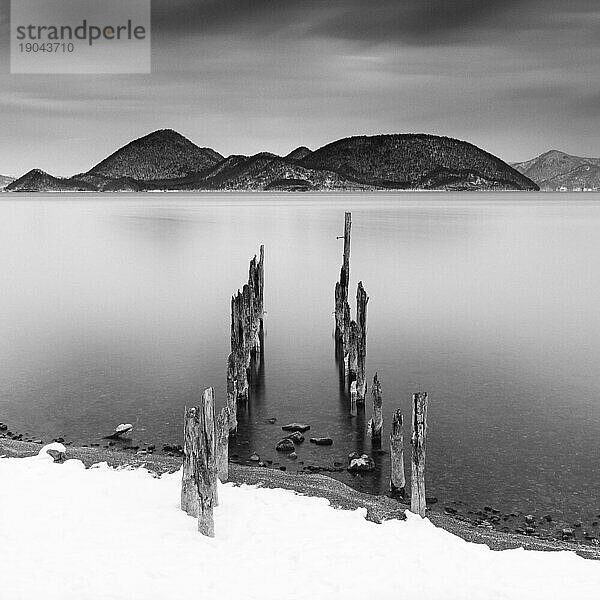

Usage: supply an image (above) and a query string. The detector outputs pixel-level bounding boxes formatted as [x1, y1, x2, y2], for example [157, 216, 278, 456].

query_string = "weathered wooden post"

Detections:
[335, 212, 351, 343]
[346, 320, 358, 383]
[390, 409, 405, 497]
[355, 282, 368, 401]
[215, 406, 230, 483]
[181, 388, 218, 537]
[197, 387, 217, 535]
[411, 392, 428, 517]
[226, 247, 265, 432]
[350, 380, 358, 417]
[181, 406, 201, 518]
[226, 354, 238, 432]
[368, 373, 383, 445]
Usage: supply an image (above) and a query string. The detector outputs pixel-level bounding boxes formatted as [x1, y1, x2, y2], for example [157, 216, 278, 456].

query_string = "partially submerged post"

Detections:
[181, 387, 218, 537]
[390, 409, 405, 497]
[410, 392, 428, 517]
[350, 380, 358, 417]
[226, 247, 265, 431]
[368, 373, 383, 445]
[334, 212, 352, 343]
[355, 282, 368, 400]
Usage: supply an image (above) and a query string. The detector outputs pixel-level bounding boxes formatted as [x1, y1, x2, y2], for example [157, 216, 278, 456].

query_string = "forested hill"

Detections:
[6, 130, 538, 192]
[80, 129, 224, 182]
[302, 134, 537, 190]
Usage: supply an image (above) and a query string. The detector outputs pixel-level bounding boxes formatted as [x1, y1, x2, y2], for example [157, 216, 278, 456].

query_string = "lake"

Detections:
[1, 193, 599, 529]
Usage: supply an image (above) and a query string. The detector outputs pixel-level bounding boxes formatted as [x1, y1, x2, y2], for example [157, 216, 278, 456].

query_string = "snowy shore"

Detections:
[1, 441, 600, 599]
[2, 438, 599, 559]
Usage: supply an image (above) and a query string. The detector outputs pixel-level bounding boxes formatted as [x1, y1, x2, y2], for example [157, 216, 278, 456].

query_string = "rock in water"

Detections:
[347, 452, 375, 472]
[285, 432, 305, 444]
[309, 437, 333, 446]
[281, 423, 311, 433]
[276, 439, 296, 452]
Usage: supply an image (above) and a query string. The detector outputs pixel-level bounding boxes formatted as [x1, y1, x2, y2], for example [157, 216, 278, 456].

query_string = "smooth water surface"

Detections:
[1, 193, 599, 524]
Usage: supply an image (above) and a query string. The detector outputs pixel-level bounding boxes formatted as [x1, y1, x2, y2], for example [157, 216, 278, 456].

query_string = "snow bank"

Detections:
[0, 452, 599, 599]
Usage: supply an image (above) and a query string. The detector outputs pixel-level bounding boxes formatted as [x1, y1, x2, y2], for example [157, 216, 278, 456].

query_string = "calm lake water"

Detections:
[1, 193, 599, 525]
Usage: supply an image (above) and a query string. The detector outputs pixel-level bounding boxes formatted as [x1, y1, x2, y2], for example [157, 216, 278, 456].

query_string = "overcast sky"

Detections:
[0, 0, 599, 176]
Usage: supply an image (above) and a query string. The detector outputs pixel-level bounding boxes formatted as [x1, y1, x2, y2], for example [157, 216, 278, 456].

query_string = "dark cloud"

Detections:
[151, 0, 598, 45]
[152, 0, 524, 41]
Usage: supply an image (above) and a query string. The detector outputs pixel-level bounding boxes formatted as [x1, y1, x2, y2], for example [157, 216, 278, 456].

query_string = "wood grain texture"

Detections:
[411, 392, 428, 517]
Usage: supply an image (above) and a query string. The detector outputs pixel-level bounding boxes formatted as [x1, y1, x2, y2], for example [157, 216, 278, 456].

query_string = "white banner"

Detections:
[10, 0, 151, 74]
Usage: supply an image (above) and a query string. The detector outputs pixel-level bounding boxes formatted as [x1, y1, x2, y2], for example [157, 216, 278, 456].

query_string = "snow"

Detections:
[1, 450, 599, 599]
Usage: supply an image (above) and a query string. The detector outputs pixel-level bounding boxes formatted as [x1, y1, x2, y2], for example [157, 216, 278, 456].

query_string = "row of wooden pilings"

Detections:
[335, 212, 430, 517]
[181, 212, 430, 537]
[181, 247, 265, 536]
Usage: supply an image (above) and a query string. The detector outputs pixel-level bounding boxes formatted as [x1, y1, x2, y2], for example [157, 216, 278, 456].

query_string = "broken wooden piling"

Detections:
[334, 212, 351, 343]
[368, 372, 383, 444]
[390, 409, 405, 496]
[226, 246, 265, 431]
[198, 387, 217, 534]
[181, 387, 218, 536]
[215, 406, 230, 483]
[333, 213, 369, 402]
[350, 380, 358, 417]
[355, 282, 368, 400]
[410, 392, 428, 517]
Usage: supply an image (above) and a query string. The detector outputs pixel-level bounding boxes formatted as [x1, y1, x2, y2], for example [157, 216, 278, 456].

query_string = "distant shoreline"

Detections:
[3, 189, 598, 195]
[1, 437, 598, 560]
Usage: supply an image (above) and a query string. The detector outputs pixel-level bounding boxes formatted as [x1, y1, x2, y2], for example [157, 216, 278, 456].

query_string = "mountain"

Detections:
[302, 134, 537, 191]
[6, 130, 539, 192]
[143, 153, 377, 192]
[0, 175, 15, 190]
[79, 129, 224, 183]
[6, 169, 95, 192]
[511, 150, 600, 191]
[285, 146, 312, 161]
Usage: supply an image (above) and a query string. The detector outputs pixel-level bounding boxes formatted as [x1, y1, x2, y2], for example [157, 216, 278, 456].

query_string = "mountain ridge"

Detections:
[511, 150, 600, 191]
[7, 129, 539, 192]
[0, 175, 15, 190]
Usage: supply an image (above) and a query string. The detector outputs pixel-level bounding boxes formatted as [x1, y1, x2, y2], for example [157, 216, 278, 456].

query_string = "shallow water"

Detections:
[1, 193, 599, 526]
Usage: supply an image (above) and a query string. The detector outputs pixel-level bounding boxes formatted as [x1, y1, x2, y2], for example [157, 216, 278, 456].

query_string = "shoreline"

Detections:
[1, 437, 598, 560]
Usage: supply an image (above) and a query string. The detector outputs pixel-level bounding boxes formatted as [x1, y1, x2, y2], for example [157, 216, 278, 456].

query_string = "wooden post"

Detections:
[335, 212, 351, 342]
[181, 406, 201, 518]
[355, 282, 368, 401]
[215, 406, 230, 483]
[197, 387, 217, 535]
[390, 409, 405, 497]
[227, 247, 265, 428]
[368, 372, 383, 444]
[342, 212, 351, 295]
[350, 380, 357, 417]
[347, 320, 358, 384]
[226, 354, 238, 432]
[181, 388, 218, 536]
[411, 392, 428, 517]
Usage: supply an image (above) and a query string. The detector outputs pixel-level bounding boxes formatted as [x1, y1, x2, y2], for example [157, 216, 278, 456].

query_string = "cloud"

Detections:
[151, 0, 599, 45]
